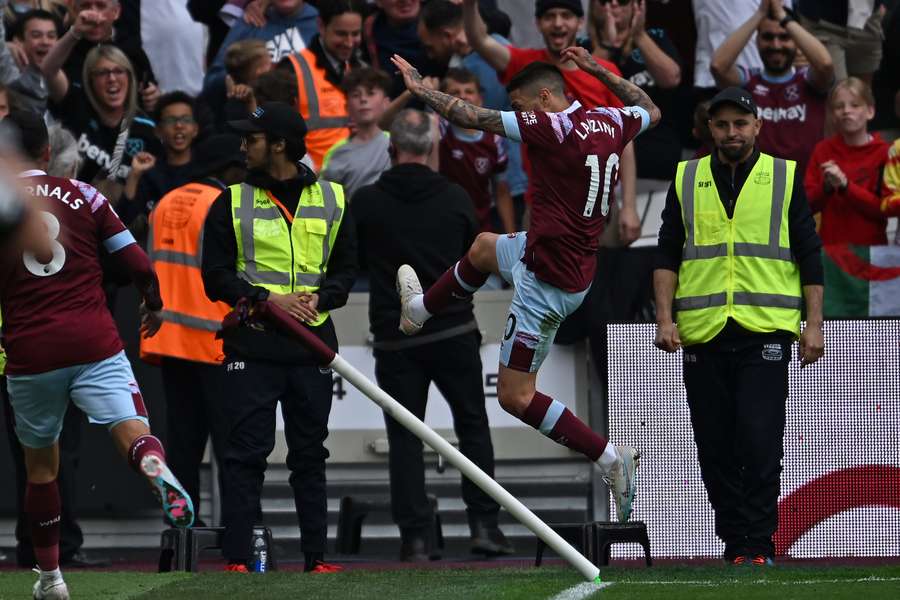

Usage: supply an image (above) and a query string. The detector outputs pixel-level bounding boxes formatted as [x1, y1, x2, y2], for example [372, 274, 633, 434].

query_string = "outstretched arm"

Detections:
[391, 54, 505, 136]
[560, 47, 661, 127]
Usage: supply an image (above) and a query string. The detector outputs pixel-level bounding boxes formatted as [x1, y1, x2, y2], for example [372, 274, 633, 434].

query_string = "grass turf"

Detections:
[1, 564, 898, 600]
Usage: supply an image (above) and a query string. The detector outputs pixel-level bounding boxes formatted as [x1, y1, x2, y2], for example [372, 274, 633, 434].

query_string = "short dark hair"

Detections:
[441, 67, 481, 92]
[506, 62, 565, 96]
[420, 0, 462, 31]
[253, 69, 297, 106]
[14, 9, 62, 39]
[4, 108, 49, 161]
[154, 91, 196, 123]
[342, 67, 392, 95]
[318, 0, 366, 25]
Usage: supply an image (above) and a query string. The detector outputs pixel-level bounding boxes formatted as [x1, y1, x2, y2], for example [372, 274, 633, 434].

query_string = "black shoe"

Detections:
[399, 530, 441, 562]
[469, 522, 514, 557]
[60, 551, 112, 568]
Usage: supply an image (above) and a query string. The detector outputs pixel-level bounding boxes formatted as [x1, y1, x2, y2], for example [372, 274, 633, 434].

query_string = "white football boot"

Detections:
[601, 445, 641, 522]
[396, 264, 425, 335]
[32, 568, 69, 600]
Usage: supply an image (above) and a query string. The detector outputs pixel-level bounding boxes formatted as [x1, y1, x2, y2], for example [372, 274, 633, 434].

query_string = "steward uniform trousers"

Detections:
[673, 151, 807, 559]
[141, 178, 233, 520]
[201, 172, 356, 564]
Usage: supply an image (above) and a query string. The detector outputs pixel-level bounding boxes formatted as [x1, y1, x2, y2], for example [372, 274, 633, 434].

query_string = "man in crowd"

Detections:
[321, 67, 393, 201]
[0, 3, 66, 115]
[654, 87, 824, 566]
[140, 134, 247, 525]
[391, 46, 659, 522]
[201, 103, 356, 573]
[462, 0, 641, 244]
[279, 0, 366, 170]
[711, 0, 834, 178]
[2, 108, 193, 600]
[353, 108, 512, 561]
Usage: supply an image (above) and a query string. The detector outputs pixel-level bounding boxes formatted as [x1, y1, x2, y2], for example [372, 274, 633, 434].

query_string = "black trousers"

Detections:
[374, 331, 499, 535]
[2, 377, 84, 564]
[682, 338, 791, 558]
[160, 357, 229, 522]
[220, 358, 332, 562]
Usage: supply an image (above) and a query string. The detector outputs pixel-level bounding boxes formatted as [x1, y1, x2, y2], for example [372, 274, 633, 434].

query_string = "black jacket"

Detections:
[656, 148, 823, 344]
[201, 166, 357, 363]
[352, 163, 479, 348]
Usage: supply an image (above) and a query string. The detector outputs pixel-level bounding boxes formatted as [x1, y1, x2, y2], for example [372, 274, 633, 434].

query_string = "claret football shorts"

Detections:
[495, 232, 589, 373]
[7, 350, 149, 448]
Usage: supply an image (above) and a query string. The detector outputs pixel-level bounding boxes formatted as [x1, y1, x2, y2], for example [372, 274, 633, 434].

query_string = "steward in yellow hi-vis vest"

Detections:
[652, 87, 824, 564]
[201, 103, 357, 571]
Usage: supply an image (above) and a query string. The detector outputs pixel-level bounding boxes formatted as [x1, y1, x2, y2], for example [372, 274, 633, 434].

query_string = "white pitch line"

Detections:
[620, 576, 900, 586]
[548, 581, 614, 600]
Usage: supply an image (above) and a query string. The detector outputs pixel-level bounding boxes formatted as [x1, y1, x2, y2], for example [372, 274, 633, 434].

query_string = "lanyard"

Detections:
[266, 190, 294, 223]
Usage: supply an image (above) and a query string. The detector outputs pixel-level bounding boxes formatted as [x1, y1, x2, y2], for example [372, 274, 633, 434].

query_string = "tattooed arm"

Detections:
[560, 46, 662, 128]
[391, 54, 506, 136]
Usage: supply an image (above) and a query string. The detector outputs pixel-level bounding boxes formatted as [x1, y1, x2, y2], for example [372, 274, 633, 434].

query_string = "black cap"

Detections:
[708, 87, 758, 116]
[192, 134, 245, 178]
[228, 102, 307, 141]
[535, 0, 583, 18]
[2, 109, 49, 161]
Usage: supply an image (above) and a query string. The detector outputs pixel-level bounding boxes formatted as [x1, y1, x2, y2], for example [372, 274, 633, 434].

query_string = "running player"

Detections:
[0, 110, 193, 600]
[391, 47, 660, 523]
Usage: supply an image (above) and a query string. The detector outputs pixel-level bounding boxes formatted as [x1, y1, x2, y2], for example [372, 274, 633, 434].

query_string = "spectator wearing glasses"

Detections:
[119, 92, 202, 231]
[711, 0, 834, 178]
[585, 0, 683, 180]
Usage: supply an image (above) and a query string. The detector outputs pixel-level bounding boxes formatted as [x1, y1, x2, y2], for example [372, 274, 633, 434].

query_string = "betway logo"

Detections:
[757, 104, 807, 123]
[77, 133, 131, 179]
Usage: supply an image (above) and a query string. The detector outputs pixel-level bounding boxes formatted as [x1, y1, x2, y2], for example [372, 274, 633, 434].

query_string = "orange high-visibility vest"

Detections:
[285, 49, 350, 170]
[140, 181, 231, 366]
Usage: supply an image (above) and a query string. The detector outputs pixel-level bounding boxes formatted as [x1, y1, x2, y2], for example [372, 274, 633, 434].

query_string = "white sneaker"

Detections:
[601, 445, 641, 522]
[140, 453, 195, 528]
[33, 569, 69, 600]
[396, 264, 425, 335]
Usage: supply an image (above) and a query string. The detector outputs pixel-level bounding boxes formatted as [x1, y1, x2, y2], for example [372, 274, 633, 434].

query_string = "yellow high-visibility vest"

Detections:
[230, 180, 345, 327]
[674, 153, 802, 346]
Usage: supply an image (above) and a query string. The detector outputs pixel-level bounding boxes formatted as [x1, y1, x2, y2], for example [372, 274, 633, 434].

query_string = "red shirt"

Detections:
[742, 67, 827, 180]
[501, 47, 624, 109]
[0, 171, 132, 374]
[804, 133, 889, 245]
[507, 103, 648, 291]
[439, 119, 508, 232]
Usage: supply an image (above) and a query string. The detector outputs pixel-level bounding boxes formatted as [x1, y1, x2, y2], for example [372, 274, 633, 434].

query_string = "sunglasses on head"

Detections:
[759, 32, 791, 42]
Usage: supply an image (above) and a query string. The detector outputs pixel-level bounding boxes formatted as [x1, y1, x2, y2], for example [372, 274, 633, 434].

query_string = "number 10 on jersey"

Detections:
[583, 152, 619, 218]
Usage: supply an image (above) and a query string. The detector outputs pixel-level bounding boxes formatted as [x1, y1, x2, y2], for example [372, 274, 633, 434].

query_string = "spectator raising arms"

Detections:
[805, 78, 888, 246]
[53, 44, 161, 205]
[586, 0, 683, 179]
[710, 0, 834, 178]
[883, 139, 900, 244]
[41, 0, 160, 113]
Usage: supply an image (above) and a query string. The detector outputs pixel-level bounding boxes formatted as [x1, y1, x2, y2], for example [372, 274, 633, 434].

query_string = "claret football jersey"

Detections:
[501, 102, 649, 292]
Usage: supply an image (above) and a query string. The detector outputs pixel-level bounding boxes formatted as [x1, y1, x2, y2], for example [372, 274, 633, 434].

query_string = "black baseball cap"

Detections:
[192, 133, 246, 178]
[228, 102, 308, 141]
[535, 0, 583, 18]
[708, 87, 758, 117]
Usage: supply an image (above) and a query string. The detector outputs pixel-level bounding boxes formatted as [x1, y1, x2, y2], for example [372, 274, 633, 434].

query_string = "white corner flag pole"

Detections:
[257, 302, 602, 583]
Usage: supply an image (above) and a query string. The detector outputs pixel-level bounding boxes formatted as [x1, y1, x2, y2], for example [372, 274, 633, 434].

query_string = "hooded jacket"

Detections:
[353, 163, 479, 347]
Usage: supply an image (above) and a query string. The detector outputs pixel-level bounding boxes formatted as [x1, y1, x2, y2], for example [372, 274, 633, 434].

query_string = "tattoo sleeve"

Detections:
[415, 87, 506, 136]
[589, 63, 656, 114]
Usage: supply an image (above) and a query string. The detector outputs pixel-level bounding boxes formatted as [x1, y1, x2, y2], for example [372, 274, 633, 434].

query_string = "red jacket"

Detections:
[805, 133, 889, 245]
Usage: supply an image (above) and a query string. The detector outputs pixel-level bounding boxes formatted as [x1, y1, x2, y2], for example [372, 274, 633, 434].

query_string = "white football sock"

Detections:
[408, 294, 431, 323]
[597, 443, 619, 471]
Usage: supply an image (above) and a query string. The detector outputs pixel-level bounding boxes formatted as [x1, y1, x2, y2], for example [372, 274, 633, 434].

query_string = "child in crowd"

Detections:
[805, 77, 889, 245]
[321, 67, 393, 201]
[222, 39, 272, 123]
[882, 138, 900, 244]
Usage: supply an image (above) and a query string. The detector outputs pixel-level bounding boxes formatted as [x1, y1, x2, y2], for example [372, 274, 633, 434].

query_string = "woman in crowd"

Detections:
[805, 77, 889, 246]
[50, 44, 160, 208]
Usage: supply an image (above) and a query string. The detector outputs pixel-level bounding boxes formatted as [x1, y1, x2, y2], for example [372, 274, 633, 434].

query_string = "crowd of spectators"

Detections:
[1, 0, 900, 563]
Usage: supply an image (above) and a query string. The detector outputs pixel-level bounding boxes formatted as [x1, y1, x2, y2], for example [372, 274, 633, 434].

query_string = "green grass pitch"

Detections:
[1, 564, 898, 599]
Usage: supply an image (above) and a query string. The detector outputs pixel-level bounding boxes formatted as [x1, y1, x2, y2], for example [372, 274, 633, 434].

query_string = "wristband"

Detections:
[778, 7, 797, 28]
